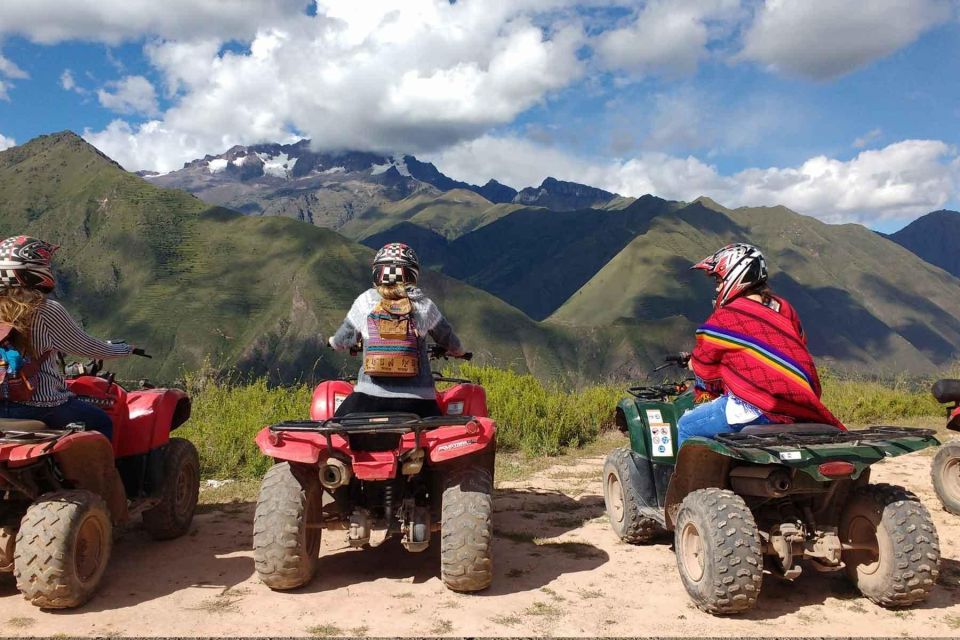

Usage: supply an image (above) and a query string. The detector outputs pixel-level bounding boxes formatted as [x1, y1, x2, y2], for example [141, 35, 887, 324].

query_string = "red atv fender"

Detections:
[0, 431, 128, 522]
[256, 380, 496, 475]
[123, 388, 191, 456]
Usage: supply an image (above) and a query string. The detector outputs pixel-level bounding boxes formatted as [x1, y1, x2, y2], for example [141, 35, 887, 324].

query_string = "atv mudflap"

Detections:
[617, 449, 668, 526]
[659, 426, 938, 530]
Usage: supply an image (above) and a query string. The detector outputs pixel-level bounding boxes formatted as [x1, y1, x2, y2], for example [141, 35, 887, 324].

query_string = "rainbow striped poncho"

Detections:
[692, 295, 844, 429]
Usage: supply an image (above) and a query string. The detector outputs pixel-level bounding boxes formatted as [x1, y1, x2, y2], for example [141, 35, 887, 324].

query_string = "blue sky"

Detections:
[0, 0, 957, 231]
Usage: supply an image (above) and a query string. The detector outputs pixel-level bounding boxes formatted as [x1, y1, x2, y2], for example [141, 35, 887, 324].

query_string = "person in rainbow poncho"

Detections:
[677, 243, 844, 447]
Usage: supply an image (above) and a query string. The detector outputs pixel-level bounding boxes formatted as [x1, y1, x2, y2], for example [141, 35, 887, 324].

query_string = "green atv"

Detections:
[603, 356, 941, 615]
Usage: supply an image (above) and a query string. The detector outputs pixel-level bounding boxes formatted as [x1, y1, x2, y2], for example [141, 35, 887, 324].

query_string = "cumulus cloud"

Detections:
[435, 136, 958, 225]
[596, 0, 741, 76]
[0, 0, 308, 44]
[737, 0, 953, 79]
[0, 133, 15, 150]
[82, 1, 587, 171]
[97, 75, 160, 116]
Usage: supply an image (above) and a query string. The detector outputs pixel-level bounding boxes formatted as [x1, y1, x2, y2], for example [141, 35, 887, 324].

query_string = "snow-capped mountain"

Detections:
[146, 139, 627, 232]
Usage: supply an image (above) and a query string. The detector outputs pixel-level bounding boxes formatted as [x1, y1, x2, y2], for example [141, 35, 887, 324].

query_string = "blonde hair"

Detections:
[377, 283, 409, 301]
[0, 288, 44, 353]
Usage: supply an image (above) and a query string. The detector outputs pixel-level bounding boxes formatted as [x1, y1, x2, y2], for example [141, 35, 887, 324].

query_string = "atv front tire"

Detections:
[603, 448, 662, 544]
[674, 488, 763, 615]
[13, 490, 113, 609]
[840, 483, 940, 607]
[142, 438, 200, 540]
[931, 442, 960, 515]
[440, 465, 493, 592]
[253, 462, 322, 590]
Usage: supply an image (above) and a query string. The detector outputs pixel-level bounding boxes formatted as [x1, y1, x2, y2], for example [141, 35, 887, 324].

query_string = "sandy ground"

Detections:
[1, 441, 959, 637]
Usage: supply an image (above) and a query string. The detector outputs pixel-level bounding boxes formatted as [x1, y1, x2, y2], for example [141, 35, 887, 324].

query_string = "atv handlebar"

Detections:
[429, 345, 472, 361]
[132, 348, 151, 358]
[652, 352, 691, 372]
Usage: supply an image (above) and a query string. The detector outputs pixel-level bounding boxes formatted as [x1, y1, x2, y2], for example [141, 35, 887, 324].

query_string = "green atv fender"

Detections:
[662, 432, 939, 529]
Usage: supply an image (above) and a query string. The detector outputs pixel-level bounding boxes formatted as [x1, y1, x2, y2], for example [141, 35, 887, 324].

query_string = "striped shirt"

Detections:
[12, 298, 132, 407]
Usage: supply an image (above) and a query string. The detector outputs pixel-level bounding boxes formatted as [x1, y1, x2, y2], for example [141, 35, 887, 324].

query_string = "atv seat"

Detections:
[0, 418, 49, 432]
[932, 379, 960, 404]
[739, 423, 843, 436]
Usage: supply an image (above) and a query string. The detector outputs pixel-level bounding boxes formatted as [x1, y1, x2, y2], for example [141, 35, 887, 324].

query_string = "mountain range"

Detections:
[2, 132, 960, 382]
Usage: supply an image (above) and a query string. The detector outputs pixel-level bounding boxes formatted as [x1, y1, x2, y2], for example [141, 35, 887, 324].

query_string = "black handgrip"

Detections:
[349, 345, 361, 357]
[461, 352, 473, 361]
[132, 348, 152, 358]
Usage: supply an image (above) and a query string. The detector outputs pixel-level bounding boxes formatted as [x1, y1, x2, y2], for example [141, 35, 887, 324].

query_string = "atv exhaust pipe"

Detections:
[319, 458, 352, 490]
[729, 465, 793, 497]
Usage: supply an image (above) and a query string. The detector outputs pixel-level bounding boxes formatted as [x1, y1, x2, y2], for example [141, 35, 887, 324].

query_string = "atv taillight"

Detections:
[465, 420, 479, 435]
[818, 461, 855, 478]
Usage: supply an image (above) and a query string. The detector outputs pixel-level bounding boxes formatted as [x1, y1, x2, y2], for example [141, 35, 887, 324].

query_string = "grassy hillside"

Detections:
[0, 132, 655, 383]
[888, 209, 960, 278]
[552, 198, 960, 372]
[342, 188, 525, 241]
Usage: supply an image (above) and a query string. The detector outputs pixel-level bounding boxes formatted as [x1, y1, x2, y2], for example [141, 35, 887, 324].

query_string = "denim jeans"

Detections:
[677, 395, 770, 447]
[1, 397, 114, 441]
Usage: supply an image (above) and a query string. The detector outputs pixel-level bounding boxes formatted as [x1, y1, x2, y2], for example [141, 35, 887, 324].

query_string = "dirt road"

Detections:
[2, 443, 959, 637]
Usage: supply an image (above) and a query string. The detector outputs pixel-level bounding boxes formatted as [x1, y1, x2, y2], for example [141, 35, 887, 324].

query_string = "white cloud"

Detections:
[0, 0, 308, 44]
[60, 69, 76, 90]
[596, 0, 742, 76]
[434, 136, 958, 225]
[0, 54, 28, 79]
[82, 1, 587, 171]
[0, 133, 15, 150]
[97, 75, 160, 116]
[738, 0, 953, 79]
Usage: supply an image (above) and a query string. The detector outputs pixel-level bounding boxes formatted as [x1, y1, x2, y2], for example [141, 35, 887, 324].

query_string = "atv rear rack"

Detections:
[715, 426, 937, 449]
[269, 413, 478, 453]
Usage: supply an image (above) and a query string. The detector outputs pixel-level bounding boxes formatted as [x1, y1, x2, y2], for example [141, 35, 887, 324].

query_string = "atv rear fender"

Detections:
[255, 418, 496, 477]
[120, 389, 191, 457]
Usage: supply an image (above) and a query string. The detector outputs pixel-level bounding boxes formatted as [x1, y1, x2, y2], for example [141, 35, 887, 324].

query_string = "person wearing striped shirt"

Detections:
[0, 236, 133, 440]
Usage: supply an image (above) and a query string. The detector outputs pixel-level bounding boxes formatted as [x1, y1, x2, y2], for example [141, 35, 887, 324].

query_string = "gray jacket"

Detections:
[330, 288, 464, 399]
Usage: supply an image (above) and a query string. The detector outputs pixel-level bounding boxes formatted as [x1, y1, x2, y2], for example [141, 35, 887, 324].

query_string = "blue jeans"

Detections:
[1, 397, 114, 441]
[677, 396, 769, 447]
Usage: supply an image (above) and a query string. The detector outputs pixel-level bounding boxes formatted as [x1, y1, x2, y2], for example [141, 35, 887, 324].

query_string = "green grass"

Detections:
[178, 363, 949, 482]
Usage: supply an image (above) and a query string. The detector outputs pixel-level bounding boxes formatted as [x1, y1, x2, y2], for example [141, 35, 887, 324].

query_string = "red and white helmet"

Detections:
[372, 242, 420, 286]
[0, 236, 59, 293]
[692, 243, 767, 307]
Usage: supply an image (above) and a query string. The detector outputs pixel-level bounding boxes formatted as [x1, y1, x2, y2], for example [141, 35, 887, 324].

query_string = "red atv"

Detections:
[932, 379, 960, 515]
[253, 346, 496, 592]
[0, 352, 199, 608]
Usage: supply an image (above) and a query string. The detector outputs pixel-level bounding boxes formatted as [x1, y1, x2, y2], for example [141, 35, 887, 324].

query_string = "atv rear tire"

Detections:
[603, 448, 662, 544]
[253, 462, 322, 590]
[142, 438, 200, 540]
[440, 465, 493, 592]
[931, 442, 960, 516]
[674, 488, 763, 615]
[840, 483, 940, 607]
[13, 490, 112, 609]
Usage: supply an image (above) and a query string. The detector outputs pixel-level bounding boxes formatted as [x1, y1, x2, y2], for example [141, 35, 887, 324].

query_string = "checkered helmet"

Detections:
[372, 242, 420, 286]
[692, 243, 767, 307]
[0, 236, 59, 293]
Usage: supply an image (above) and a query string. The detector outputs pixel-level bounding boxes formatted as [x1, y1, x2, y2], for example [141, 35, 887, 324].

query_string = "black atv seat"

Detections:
[739, 423, 843, 436]
[932, 379, 960, 404]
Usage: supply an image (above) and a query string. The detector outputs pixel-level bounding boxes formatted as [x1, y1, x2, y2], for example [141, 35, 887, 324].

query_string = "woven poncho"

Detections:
[692, 295, 845, 429]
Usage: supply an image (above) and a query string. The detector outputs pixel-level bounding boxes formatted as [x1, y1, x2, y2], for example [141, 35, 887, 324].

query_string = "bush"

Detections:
[177, 376, 311, 479]
[820, 373, 941, 424]
[446, 364, 623, 457]
[175, 366, 948, 480]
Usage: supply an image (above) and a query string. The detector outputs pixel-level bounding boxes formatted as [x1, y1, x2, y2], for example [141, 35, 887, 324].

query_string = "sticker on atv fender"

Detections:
[646, 409, 663, 424]
[437, 439, 477, 453]
[648, 422, 673, 457]
[779, 450, 802, 461]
